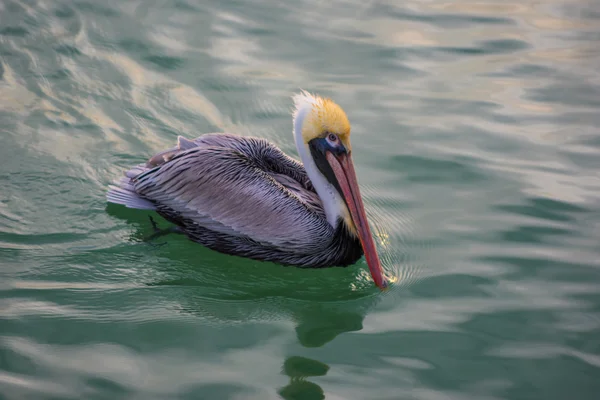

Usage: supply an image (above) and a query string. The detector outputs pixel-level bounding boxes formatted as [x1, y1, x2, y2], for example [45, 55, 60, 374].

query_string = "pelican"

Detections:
[107, 92, 387, 289]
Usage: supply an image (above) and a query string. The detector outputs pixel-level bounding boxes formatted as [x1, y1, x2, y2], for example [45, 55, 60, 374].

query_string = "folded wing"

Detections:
[129, 134, 331, 253]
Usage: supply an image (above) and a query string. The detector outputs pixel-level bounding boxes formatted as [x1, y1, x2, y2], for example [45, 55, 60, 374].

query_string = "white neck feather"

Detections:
[292, 92, 347, 228]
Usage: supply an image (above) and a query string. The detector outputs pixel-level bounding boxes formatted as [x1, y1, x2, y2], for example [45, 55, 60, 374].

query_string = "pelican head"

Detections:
[292, 91, 387, 289]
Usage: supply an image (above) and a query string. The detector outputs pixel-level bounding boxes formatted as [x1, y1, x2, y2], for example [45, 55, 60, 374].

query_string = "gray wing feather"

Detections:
[132, 135, 330, 252]
[148, 134, 315, 191]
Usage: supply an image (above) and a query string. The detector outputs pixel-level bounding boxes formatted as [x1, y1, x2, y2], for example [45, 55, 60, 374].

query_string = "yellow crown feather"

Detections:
[293, 91, 352, 151]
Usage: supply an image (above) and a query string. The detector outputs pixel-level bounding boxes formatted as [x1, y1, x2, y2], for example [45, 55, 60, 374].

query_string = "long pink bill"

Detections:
[326, 152, 388, 289]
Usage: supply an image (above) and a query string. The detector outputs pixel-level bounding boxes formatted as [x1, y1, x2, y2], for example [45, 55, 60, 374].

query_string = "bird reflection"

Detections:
[175, 284, 378, 399]
[277, 303, 372, 399]
[279, 356, 329, 400]
[292, 303, 367, 348]
[107, 207, 382, 398]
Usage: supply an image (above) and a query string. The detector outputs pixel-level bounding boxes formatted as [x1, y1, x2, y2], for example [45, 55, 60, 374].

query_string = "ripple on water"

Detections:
[366, 3, 516, 27]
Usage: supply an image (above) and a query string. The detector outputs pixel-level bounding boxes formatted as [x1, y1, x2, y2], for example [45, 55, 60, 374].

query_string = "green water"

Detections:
[2, 0, 600, 399]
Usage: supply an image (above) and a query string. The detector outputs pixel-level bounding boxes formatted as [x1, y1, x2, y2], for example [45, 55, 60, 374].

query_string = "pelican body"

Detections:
[107, 92, 387, 289]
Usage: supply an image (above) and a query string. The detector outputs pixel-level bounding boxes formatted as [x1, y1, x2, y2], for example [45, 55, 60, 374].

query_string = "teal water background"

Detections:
[1, 0, 600, 399]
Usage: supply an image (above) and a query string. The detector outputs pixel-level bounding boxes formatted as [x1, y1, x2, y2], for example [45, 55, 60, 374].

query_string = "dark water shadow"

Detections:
[166, 262, 379, 400]
[277, 304, 372, 399]
[279, 356, 329, 400]
[174, 289, 376, 400]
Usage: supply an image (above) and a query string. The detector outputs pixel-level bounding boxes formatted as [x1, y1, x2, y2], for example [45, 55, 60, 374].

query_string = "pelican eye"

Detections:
[326, 133, 338, 145]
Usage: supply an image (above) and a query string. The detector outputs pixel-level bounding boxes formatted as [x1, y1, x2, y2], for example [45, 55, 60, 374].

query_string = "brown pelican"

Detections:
[107, 92, 387, 289]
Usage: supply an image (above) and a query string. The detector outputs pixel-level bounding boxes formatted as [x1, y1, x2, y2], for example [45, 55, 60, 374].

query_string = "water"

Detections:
[1, 0, 599, 398]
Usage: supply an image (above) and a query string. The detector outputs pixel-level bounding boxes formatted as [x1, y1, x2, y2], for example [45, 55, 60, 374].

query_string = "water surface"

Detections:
[1, 0, 600, 399]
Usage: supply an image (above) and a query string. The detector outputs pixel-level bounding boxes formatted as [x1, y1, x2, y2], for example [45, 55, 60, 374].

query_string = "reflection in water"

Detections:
[175, 276, 375, 399]
[137, 239, 378, 399]
[293, 304, 366, 348]
[280, 305, 370, 399]
[279, 356, 329, 400]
